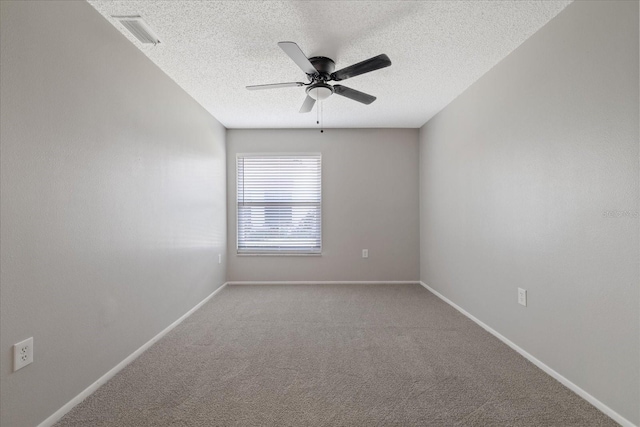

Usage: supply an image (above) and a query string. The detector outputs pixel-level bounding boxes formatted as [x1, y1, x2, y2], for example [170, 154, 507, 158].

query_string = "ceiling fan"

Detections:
[247, 42, 392, 113]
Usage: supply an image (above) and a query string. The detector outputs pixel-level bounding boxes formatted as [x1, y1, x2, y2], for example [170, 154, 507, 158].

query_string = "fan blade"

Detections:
[333, 85, 376, 105]
[278, 41, 318, 75]
[246, 82, 306, 90]
[331, 54, 391, 82]
[299, 95, 316, 113]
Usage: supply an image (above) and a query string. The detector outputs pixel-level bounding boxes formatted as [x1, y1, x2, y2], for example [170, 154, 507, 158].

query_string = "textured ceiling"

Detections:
[87, 1, 571, 129]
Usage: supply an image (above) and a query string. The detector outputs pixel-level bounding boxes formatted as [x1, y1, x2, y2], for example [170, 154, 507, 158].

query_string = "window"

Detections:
[237, 154, 322, 254]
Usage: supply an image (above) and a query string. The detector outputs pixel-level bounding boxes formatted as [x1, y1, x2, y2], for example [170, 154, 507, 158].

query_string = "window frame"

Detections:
[236, 153, 322, 256]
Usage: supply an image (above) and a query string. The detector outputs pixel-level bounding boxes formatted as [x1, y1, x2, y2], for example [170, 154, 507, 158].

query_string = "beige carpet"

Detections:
[56, 284, 615, 426]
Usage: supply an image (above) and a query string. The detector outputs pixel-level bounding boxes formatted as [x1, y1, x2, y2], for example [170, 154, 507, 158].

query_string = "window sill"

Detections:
[236, 253, 322, 257]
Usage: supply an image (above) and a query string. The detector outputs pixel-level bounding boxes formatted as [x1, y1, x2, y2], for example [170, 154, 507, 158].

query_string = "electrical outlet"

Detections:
[13, 337, 33, 371]
[218, 254, 222, 264]
[362, 249, 368, 258]
[518, 288, 527, 307]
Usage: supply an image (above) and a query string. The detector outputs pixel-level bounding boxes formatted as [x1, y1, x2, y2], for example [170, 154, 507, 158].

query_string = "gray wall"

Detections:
[227, 129, 419, 282]
[419, 1, 638, 424]
[0, 1, 227, 426]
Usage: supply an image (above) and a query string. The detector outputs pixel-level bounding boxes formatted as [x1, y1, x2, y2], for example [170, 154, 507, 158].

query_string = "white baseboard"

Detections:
[227, 280, 420, 285]
[38, 282, 229, 427]
[418, 281, 636, 427]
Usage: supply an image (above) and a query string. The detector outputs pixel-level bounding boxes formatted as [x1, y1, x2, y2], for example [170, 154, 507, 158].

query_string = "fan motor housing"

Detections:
[308, 56, 335, 80]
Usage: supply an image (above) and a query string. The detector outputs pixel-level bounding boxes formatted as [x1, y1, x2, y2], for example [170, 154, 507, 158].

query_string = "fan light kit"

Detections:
[247, 42, 392, 118]
[308, 84, 333, 101]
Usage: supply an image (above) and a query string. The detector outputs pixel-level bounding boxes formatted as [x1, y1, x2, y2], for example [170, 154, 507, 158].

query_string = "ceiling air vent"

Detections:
[113, 16, 160, 45]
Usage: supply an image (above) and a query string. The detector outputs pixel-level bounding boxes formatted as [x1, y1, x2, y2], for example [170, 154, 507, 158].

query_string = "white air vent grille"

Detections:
[113, 16, 160, 45]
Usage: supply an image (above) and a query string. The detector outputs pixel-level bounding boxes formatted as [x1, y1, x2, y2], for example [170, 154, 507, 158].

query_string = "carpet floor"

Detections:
[56, 284, 615, 426]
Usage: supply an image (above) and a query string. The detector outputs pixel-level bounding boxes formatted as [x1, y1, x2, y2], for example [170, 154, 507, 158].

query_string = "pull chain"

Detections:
[320, 100, 324, 133]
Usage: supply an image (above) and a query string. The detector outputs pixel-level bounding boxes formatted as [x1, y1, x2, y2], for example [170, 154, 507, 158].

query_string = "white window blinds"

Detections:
[237, 154, 322, 254]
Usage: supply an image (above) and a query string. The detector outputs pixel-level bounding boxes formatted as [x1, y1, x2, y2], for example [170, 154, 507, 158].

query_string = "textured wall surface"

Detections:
[0, 1, 227, 426]
[227, 129, 420, 282]
[419, 1, 639, 424]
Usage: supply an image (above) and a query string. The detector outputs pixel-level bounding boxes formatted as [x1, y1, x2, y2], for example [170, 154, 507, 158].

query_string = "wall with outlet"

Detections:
[0, 1, 227, 426]
[419, 1, 638, 424]
[13, 338, 34, 372]
[227, 129, 420, 282]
